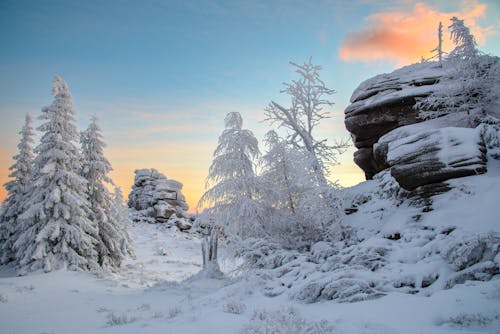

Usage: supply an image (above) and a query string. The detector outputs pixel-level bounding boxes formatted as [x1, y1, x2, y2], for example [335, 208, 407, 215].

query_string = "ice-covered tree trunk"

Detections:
[0, 114, 34, 265]
[14, 76, 99, 274]
[201, 227, 222, 277]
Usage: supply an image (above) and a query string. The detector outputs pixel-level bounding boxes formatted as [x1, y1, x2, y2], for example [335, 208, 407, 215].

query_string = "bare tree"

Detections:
[430, 22, 444, 65]
[264, 59, 348, 188]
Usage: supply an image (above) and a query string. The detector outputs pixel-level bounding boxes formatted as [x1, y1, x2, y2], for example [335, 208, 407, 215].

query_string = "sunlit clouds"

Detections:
[339, 1, 494, 65]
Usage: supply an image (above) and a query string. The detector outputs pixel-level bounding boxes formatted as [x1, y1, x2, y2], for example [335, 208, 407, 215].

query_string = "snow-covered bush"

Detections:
[223, 299, 246, 314]
[241, 306, 334, 334]
[106, 312, 138, 326]
[436, 312, 498, 329]
[166, 306, 182, 319]
[442, 233, 500, 271]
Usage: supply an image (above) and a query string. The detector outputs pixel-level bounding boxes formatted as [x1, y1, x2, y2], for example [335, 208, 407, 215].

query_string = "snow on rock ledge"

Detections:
[374, 126, 487, 190]
[127, 169, 190, 226]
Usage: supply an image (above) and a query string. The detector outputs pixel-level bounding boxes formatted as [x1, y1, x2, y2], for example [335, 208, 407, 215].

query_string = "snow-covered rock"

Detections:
[128, 169, 190, 225]
[374, 125, 487, 190]
[345, 62, 448, 178]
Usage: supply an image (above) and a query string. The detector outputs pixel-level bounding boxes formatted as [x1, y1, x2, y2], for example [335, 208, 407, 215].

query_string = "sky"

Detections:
[1, 0, 499, 212]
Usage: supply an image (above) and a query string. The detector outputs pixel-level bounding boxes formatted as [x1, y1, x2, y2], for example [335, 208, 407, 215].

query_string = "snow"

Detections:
[1, 161, 500, 333]
[346, 62, 450, 115]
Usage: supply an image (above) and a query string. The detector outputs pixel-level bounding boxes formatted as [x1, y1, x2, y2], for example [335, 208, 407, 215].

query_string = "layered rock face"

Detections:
[374, 126, 487, 190]
[128, 169, 189, 224]
[345, 62, 488, 190]
[345, 62, 445, 179]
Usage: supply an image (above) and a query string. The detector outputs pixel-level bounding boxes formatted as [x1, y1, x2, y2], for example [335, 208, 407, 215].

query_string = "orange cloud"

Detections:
[339, 1, 493, 65]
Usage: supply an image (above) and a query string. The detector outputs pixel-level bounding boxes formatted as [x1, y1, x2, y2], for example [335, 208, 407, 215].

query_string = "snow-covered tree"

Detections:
[264, 59, 347, 187]
[81, 116, 133, 270]
[109, 186, 134, 260]
[198, 112, 264, 240]
[416, 17, 499, 125]
[260, 130, 308, 214]
[0, 114, 35, 264]
[259, 130, 328, 248]
[14, 76, 99, 274]
[448, 17, 477, 61]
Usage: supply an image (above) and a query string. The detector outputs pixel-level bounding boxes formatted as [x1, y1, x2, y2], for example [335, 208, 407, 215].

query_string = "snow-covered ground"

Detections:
[2, 171, 500, 333]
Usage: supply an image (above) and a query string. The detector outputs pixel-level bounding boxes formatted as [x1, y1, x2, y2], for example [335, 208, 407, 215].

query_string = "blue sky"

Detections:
[1, 0, 499, 209]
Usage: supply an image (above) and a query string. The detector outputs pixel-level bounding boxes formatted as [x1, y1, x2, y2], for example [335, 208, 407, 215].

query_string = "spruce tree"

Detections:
[14, 76, 98, 274]
[0, 114, 35, 264]
[198, 112, 264, 239]
[81, 117, 133, 270]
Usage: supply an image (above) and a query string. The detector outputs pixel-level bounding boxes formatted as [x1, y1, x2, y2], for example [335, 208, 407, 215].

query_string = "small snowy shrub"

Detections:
[437, 313, 498, 328]
[223, 299, 246, 314]
[167, 306, 182, 319]
[480, 124, 500, 159]
[442, 233, 500, 271]
[155, 243, 171, 256]
[136, 303, 151, 311]
[106, 312, 138, 326]
[241, 306, 334, 334]
[0, 293, 8, 303]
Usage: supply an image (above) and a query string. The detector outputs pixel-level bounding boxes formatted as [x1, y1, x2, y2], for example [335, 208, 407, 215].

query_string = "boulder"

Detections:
[374, 126, 487, 190]
[128, 168, 189, 223]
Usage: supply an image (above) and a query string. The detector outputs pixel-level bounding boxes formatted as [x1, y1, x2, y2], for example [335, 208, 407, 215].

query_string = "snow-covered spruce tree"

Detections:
[0, 114, 35, 264]
[13, 76, 99, 274]
[198, 112, 264, 241]
[416, 17, 499, 125]
[81, 116, 133, 271]
[108, 187, 135, 260]
[448, 16, 477, 61]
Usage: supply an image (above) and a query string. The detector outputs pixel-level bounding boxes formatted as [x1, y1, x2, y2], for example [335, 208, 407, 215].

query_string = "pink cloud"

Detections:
[339, 1, 493, 65]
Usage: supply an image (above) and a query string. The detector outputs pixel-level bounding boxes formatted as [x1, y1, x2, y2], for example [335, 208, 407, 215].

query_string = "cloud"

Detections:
[339, 0, 494, 65]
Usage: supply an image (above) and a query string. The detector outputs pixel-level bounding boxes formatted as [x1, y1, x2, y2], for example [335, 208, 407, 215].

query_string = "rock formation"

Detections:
[128, 169, 190, 226]
[345, 62, 445, 179]
[345, 62, 489, 190]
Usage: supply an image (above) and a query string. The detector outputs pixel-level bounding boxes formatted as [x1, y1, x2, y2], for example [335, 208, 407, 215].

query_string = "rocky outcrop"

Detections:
[345, 62, 446, 179]
[128, 169, 190, 224]
[374, 126, 487, 190]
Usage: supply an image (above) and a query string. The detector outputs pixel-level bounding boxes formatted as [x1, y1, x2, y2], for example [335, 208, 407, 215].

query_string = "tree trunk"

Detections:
[201, 227, 222, 278]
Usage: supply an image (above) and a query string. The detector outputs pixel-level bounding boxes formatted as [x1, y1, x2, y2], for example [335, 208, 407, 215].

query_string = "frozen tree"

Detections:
[260, 130, 312, 214]
[0, 114, 35, 264]
[108, 187, 135, 263]
[263, 60, 347, 244]
[14, 76, 99, 274]
[259, 130, 327, 248]
[448, 17, 477, 61]
[264, 59, 348, 187]
[198, 112, 264, 240]
[430, 22, 444, 65]
[81, 116, 133, 270]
